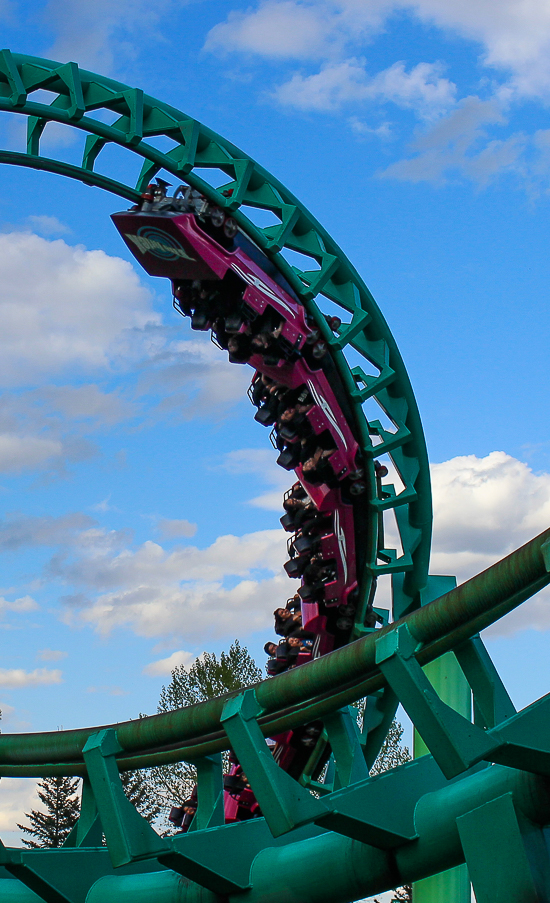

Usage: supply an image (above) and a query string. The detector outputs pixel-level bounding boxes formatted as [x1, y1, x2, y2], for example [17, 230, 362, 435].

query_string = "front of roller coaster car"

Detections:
[111, 183, 374, 828]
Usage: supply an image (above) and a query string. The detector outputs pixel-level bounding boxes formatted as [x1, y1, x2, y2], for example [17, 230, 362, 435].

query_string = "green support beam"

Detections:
[323, 707, 370, 789]
[74, 765, 550, 903]
[187, 754, 224, 832]
[82, 730, 168, 867]
[455, 634, 516, 730]
[221, 690, 328, 836]
[376, 623, 497, 778]
[412, 649, 472, 903]
[63, 780, 102, 849]
[0, 526, 547, 778]
[457, 792, 550, 903]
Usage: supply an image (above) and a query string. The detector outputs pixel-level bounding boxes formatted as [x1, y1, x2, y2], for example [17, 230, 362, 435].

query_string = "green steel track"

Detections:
[0, 527, 547, 778]
[1, 52, 550, 903]
[0, 50, 432, 632]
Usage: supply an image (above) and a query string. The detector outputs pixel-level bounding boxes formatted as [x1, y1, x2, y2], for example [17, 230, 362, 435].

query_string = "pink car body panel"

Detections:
[111, 205, 365, 824]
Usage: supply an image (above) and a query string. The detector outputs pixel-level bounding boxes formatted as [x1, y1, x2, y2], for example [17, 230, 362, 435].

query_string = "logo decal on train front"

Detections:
[126, 227, 196, 262]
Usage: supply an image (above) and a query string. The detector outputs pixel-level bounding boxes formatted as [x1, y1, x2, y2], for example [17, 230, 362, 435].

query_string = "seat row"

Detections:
[116, 182, 373, 830]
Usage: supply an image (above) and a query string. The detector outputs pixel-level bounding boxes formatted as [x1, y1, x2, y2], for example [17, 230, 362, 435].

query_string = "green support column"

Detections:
[413, 653, 471, 902]
[413, 577, 471, 903]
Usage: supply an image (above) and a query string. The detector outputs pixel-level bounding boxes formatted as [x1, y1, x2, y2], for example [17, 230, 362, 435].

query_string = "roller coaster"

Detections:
[0, 51, 549, 903]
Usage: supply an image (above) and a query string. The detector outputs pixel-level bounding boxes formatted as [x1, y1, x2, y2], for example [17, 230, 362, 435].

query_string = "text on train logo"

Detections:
[126, 228, 195, 262]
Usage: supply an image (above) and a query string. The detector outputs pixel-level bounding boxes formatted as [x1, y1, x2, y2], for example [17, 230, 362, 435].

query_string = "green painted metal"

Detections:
[455, 634, 516, 730]
[0, 526, 547, 777]
[63, 781, 102, 849]
[61, 765, 550, 902]
[0, 528, 545, 900]
[0, 151, 140, 201]
[412, 654, 471, 902]
[187, 755, 224, 833]
[221, 689, 327, 837]
[376, 624, 494, 779]
[457, 792, 550, 903]
[412, 865, 472, 903]
[4, 758, 550, 903]
[412, 575, 470, 902]
[322, 707, 369, 790]
[82, 730, 168, 867]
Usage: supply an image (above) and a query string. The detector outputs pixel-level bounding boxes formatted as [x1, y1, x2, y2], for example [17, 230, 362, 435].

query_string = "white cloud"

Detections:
[136, 333, 250, 423]
[37, 649, 67, 662]
[0, 385, 137, 477]
[207, 0, 550, 98]
[0, 668, 63, 688]
[56, 527, 289, 640]
[405, 0, 550, 97]
[0, 434, 63, 473]
[91, 498, 114, 514]
[35, 385, 137, 426]
[157, 519, 197, 539]
[349, 117, 393, 138]
[273, 59, 369, 110]
[0, 778, 40, 836]
[45, 0, 183, 75]
[220, 448, 290, 510]
[379, 95, 524, 184]
[377, 452, 550, 636]
[425, 451, 550, 636]
[205, 0, 333, 59]
[86, 684, 126, 695]
[0, 596, 39, 615]
[46, 450, 550, 642]
[369, 61, 456, 117]
[76, 573, 288, 640]
[0, 233, 246, 481]
[26, 215, 71, 236]
[431, 451, 550, 555]
[273, 58, 455, 117]
[57, 528, 286, 590]
[0, 512, 95, 551]
[0, 232, 157, 387]
[206, 0, 394, 61]
[465, 133, 527, 185]
[143, 650, 196, 676]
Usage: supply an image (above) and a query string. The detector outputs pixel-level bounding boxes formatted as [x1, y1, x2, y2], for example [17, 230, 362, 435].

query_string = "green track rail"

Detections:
[0, 50, 432, 634]
[0, 526, 547, 777]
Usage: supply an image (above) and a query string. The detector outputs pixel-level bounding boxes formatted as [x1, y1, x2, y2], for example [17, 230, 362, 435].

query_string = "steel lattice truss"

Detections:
[0, 51, 548, 903]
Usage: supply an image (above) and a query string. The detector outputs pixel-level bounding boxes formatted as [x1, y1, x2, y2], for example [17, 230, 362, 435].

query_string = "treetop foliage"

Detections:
[370, 720, 411, 775]
[158, 639, 263, 712]
[146, 640, 263, 830]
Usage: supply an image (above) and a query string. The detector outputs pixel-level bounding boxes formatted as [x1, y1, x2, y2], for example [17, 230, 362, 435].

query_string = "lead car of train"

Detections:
[112, 180, 386, 829]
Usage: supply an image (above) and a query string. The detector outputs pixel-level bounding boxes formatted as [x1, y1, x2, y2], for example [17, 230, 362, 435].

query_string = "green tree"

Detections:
[120, 768, 162, 824]
[389, 888, 412, 902]
[18, 776, 80, 848]
[146, 640, 262, 829]
[370, 719, 411, 775]
[158, 640, 263, 710]
[367, 716, 412, 902]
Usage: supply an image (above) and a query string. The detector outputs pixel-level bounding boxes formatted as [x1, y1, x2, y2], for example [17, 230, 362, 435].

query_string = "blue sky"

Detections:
[0, 0, 549, 847]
